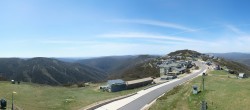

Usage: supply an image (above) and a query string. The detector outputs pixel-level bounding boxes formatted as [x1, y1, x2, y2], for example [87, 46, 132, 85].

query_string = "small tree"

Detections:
[186, 69, 191, 74]
[195, 66, 200, 70]
[77, 82, 85, 88]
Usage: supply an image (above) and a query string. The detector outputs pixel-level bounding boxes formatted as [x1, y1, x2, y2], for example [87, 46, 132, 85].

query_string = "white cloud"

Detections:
[238, 36, 250, 41]
[225, 25, 246, 35]
[2, 24, 250, 57]
[114, 19, 196, 32]
[39, 40, 100, 44]
[100, 32, 204, 43]
[146, 39, 184, 45]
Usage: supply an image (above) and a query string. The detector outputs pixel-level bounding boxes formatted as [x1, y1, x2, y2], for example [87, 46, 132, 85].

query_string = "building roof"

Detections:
[107, 79, 125, 84]
[159, 63, 179, 68]
[173, 67, 186, 72]
[126, 77, 153, 85]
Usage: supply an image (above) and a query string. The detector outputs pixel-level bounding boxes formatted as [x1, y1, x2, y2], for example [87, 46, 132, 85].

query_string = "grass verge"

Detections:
[0, 82, 148, 110]
[150, 70, 250, 110]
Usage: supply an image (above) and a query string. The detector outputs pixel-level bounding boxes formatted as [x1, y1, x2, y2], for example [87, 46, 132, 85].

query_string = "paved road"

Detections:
[118, 61, 207, 110]
[96, 61, 207, 110]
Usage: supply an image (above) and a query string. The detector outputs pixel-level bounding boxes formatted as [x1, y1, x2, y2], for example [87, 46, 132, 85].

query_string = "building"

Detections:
[160, 68, 166, 76]
[187, 61, 194, 68]
[126, 77, 153, 89]
[215, 65, 222, 70]
[106, 79, 126, 92]
[101, 77, 154, 92]
[158, 59, 191, 76]
[238, 73, 247, 78]
[172, 67, 186, 75]
[159, 61, 178, 76]
[176, 56, 183, 59]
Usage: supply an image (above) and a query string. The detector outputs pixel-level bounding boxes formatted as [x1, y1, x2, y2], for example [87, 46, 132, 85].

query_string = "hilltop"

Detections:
[168, 49, 202, 57]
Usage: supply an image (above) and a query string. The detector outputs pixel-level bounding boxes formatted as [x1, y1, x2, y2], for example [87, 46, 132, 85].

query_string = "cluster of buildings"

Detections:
[157, 59, 194, 80]
[100, 55, 198, 92]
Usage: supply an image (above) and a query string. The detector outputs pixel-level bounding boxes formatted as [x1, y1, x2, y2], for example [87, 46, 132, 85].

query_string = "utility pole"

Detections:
[11, 92, 16, 110]
[202, 76, 205, 91]
[201, 72, 207, 110]
[202, 73, 205, 91]
[12, 92, 13, 110]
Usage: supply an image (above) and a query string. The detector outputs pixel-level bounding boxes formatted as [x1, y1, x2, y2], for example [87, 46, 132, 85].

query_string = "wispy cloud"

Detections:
[146, 39, 184, 45]
[224, 24, 250, 44]
[238, 36, 250, 41]
[39, 40, 100, 44]
[225, 25, 246, 35]
[100, 32, 204, 43]
[204, 25, 250, 52]
[114, 19, 196, 32]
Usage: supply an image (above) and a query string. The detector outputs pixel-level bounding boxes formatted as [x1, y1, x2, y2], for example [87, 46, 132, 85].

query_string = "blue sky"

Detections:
[1, 0, 250, 57]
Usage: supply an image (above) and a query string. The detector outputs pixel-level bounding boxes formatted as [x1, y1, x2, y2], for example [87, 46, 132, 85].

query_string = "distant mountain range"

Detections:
[211, 53, 250, 66]
[0, 55, 157, 85]
[0, 58, 107, 85]
[1, 51, 249, 85]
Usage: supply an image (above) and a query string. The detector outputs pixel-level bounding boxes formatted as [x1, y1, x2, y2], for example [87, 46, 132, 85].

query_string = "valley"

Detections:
[0, 50, 250, 110]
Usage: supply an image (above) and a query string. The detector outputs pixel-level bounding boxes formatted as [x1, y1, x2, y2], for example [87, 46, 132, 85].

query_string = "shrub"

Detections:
[195, 66, 200, 70]
[77, 82, 85, 88]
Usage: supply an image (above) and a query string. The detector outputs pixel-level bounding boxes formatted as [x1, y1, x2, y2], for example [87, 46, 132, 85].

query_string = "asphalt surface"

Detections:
[118, 61, 207, 110]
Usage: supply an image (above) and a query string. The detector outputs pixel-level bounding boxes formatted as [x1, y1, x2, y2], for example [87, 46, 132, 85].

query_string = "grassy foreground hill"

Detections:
[0, 81, 148, 110]
[150, 70, 250, 110]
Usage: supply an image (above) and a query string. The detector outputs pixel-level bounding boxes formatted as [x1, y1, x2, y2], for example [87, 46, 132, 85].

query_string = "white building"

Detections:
[238, 73, 247, 78]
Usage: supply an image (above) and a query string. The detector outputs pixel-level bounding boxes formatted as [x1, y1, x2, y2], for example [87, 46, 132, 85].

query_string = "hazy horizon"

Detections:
[0, 51, 250, 58]
[1, 0, 250, 57]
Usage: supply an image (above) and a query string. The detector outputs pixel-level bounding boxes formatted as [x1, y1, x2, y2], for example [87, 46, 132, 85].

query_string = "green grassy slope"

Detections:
[150, 70, 250, 110]
[214, 59, 250, 75]
[0, 82, 146, 110]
